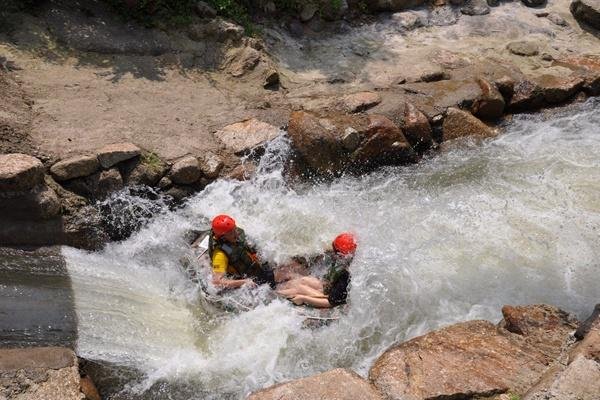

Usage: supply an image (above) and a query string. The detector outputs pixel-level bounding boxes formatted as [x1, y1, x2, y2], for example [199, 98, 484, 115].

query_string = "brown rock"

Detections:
[472, 77, 505, 120]
[97, 142, 141, 169]
[170, 156, 202, 185]
[399, 102, 433, 150]
[351, 114, 414, 169]
[248, 368, 382, 400]
[95, 168, 124, 199]
[0, 347, 81, 400]
[0, 153, 45, 191]
[263, 68, 280, 88]
[507, 41, 540, 56]
[494, 75, 516, 100]
[80, 375, 101, 400]
[340, 91, 382, 113]
[370, 305, 576, 400]
[509, 80, 545, 111]
[554, 55, 600, 95]
[229, 47, 261, 77]
[199, 153, 224, 179]
[401, 79, 483, 112]
[442, 107, 496, 141]
[227, 162, 257, 181]
[214, 118, 281, 155]
[535, 74, 585, 104]
[50, 155, 100, 181]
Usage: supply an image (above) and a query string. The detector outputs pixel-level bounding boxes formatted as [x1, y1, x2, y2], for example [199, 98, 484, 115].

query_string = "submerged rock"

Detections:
[0, 153, 45, 191]
[248, 368, 382, 400]
[442, 107, 496, 140]
[570, 0, 600, 29]
[370, 305, 578, 400]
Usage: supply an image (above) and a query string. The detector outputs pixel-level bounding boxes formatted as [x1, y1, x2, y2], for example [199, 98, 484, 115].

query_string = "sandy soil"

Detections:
[0, 0, 598, 163]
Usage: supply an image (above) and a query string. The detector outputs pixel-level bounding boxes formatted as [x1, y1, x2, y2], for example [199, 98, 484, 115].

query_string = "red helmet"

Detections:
[333, 232, 357, 255]
[212, 214, 236, 238]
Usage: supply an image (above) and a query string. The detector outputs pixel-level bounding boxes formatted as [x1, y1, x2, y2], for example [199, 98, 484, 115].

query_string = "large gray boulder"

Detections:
[169, 156, 202, 185]
[571, 0, 600, 29]
[0, 153, 45, 191]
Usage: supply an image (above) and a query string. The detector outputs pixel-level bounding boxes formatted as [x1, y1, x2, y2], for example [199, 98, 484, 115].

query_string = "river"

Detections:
[61, 99, 599, 399]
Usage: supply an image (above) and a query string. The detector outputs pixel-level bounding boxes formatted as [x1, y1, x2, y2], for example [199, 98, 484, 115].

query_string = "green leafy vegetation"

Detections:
[141, 151, 165, 172]
[508, 393, 522, 400]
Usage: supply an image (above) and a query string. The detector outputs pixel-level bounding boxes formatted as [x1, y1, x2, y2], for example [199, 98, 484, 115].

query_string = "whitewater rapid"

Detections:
[63, 100, 600, 399]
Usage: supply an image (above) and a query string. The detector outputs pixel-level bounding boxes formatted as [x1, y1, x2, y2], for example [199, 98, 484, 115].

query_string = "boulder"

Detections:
[401, 79, 483, 114]
[398, 102, 433, 150]
[228, 47, 261, 77]
[442, 107, 496, 141]
[494, 75, 517, 100]
[195, 1, 217, 18]
[63, 168, 123, 200]
[214, 118, 281, 155]
[248, 368, 382, 400]
[546, 12, 568, 26]
[169, 156, 202, 185]
[522, 0, 546, 6]
[287, 111, 413, 176]
[461, 0, 491, 15]
[0, 347, 81, 400]
[0, 153, 45, 191]
[198, 153, 224, 179]
[340, 91, 382, 113]
[370, 305, 577, 400]
[509, 80, 545, 111]
[0, 183, 61, 219]
[96, 142, 141, 169]
[188, 18, 244, 43]
[534, 74, 584, 104]
[50, 155, 100, 181]
[570, 0, 600, 29]
[471, 77, 505, 120]
[158, 176, 173, 190]
[553, 55, 600, 95]
[263, 68, 280, 88]
[507, 41, 540, 56]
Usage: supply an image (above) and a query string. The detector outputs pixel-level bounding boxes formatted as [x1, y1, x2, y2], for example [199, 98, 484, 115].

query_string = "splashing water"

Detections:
[64, 100, 600, 399]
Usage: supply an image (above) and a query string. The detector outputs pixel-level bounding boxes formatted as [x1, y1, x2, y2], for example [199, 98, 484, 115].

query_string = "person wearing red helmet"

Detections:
[208, 214, 276, 289]
[277, 232, 357, 308]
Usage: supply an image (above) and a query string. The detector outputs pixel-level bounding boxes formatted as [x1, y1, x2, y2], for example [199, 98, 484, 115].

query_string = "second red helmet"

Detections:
[333, 232, 357, 255]
[212, 214, 236, 237]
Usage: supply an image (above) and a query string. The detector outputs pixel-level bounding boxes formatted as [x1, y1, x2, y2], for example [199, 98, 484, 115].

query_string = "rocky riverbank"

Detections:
[1, 0, 599, 247]
[249, 303, 600, 400]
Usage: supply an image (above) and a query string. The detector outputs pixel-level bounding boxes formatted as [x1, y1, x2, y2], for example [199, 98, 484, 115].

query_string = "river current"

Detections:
[63, 100, 600, 399]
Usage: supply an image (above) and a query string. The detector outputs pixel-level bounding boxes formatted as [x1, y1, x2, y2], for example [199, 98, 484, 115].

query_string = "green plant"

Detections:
[141, 151, 164, 172]
[508, 394, 522, 400]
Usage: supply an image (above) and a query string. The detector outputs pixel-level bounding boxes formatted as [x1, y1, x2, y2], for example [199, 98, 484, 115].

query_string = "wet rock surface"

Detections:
[248, 368, 382, 400]
[442, 107, 496, 140]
